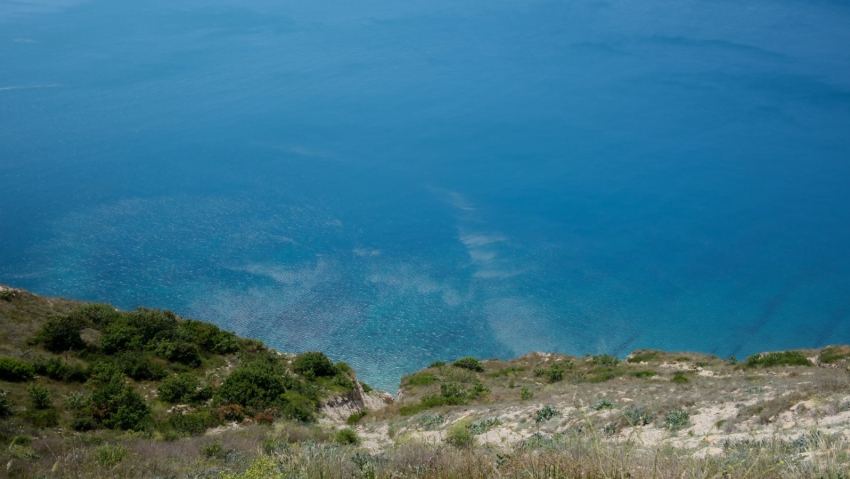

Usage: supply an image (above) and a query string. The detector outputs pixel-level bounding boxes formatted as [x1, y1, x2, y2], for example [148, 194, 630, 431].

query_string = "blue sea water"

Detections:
[2, 0, 850, 391]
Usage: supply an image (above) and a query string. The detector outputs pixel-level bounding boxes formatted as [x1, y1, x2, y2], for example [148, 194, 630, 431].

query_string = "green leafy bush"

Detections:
[161, 411, 218, 436]
[627, 351, 661, 363]
[591, 355, 620, 367]
[69, 303, 123, 328]
[623, 406, 654, 426]
[671, 372, 689, 384]
[177, 320, 239, 354]
[156, 341, 202, 367]
[25, 408, 59, 428]
[405, 372, 437, 386]
[118, 353, 167, 381]
[469, 417, 501, 435]
[292, 352, 337, 378]
[446, 419, 474, 448]
[593, 399, 614, 411]
[346, 409, 367, 425]
[335, 428, 360, 445]
[158, 374, 202, 404]
[452, 357, 484, 372]
[0, 390, 13, 418]
[429, 361, 446, 368]
[0, 357, 35, 382]
[534, 362, 570, 383]
[520, 386, 533, 400]
[34, 316, 87, 353]
[745, 351, 813, 368]
[665, 410, 691, 431]
[535, 405, 560, 423]
[91, 377, 151, 431]
[278, 392, 317, 422]
[216, 365, 286, 409]
[33, 357, 88, 382]
[27, 384, 51, 409]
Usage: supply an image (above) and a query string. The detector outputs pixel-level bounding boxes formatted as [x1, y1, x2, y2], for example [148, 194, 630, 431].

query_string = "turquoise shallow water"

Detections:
[2, 0, 850, 391]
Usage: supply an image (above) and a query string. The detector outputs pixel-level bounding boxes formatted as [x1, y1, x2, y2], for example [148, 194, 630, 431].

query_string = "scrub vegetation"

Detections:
[2, 285, 850, 478]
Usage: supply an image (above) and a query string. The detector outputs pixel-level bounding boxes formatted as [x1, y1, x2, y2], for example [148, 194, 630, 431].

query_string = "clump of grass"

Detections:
[593, 399, 614, 411]
[630, 370, 657, 379]
[346, 409, 368, 425]
[202, 442, 226, 459]
[335, 428, 360, 445]
[627, 350, 661, 363]
[405, 372, 437, 386]
[534, 362, 571, 383]
[745, 351, 813, 368]
[671, 372, 690, 384]
[819, 346, 849, 364]
[520, 386, 533, 400]
[95, 444, 128, 467]
[591, 355, 620, 367]
[417, 413, 443, 430]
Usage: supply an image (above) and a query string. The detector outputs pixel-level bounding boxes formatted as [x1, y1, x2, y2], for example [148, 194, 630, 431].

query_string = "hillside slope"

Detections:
[1, 284, 849, 479]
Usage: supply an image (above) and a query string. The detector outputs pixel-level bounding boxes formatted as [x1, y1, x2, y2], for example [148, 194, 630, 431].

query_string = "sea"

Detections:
[2, 0, 849, 391]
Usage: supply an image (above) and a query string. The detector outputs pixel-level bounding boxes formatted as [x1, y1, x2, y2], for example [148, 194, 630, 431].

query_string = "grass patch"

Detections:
[745, 351, 813, 368]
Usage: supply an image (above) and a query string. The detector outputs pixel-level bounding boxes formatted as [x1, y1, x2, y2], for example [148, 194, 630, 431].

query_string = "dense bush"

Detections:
[0, 357, 35, 382]
[33, 357, 88, 382]
[535, 362, 570, 383]
[68, 303, 123, 328]
[158, 373, 202, 403]
[535, 405, 560, 423]
[665, 410, 691, 431]
[452, 357, 484, 372]
[0, 390, 13, 418]
[335, 428, 360, 445]
[27, 384, 51, 409]
[293, 352, 337, 378]
[347, 409, 367, 425]
[35, 316, 87, 353]
[118, 353, 168, 381]
[177, 320, 239, 354]
[591, 354, 620, 367]
[446, 419, 474, 448]
[215, 364, 292, 410]
[160, 411, 218, 436]
[745, 351, 813, 368]
[155, 341, 202, 367]
[90, 377, 151, 431]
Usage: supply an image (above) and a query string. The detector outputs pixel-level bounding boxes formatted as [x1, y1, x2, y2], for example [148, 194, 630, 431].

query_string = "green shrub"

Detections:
[627, 351, 661, 363]
[469, 417, 501, 435]
[0, 390, 13, 418]
[591, 355, 620, 367]
[100, 323, 143, 354]
[202, 442, 225, 459]
[178, 320, 239, 355]
[593, 399, 614, 411]
[158, 374, 202, 404]
[63, 392, 89, 411]
[452, 357, 483, 372]
[293, 352, 337, 378]
[429, 361, 446, 368]
[417, 414, 443, 430]
[69, 303, 123, 328]
[34, 316, 87, 353]
[534, 362, 569, 383]
[520, 386, 533, 400]
[25, 408, 59, 428]
[278, 392, 317, 422]
[346, 409, 367, 425]
[91, 378, 151, 431]
[469, 382, 490, 399]
[535, 405, 559, 423]
[118, 353, 167, 381]
[0, 357, 35, 382]
[405, 372, 437, 386]
[161, 411, 218, 436]
[28, 384, 51, 409]
[623, 406, 654, 426]
[335, 428, 360, 445]
[446, 419, 474, 448]
[665, 410, 691, 431]
[440, 382, 466, 399]
[33, 357, 88, 382]
[95, 444, 127, 467]
[215, 365, 289, 410]
[630, 370, 657, 379]
[745, 351, 813, 368]
[0, 290, 13, 301]
[819, 347, 848, 364]
[156, 341, 202, 367]
[671, 372, 689, 384]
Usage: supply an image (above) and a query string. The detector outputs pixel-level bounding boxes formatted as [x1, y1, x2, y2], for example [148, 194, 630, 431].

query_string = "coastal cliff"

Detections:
[1, 284, 849, 478]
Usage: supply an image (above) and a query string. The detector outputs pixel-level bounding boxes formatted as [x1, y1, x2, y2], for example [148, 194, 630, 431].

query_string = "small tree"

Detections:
[293, 352, 337, 378]
[36, 316, 86, 353]
[28, 384, 51, 409]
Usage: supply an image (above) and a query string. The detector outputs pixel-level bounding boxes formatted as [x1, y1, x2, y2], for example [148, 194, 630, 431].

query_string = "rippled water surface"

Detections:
[2, 0, 850, 390]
